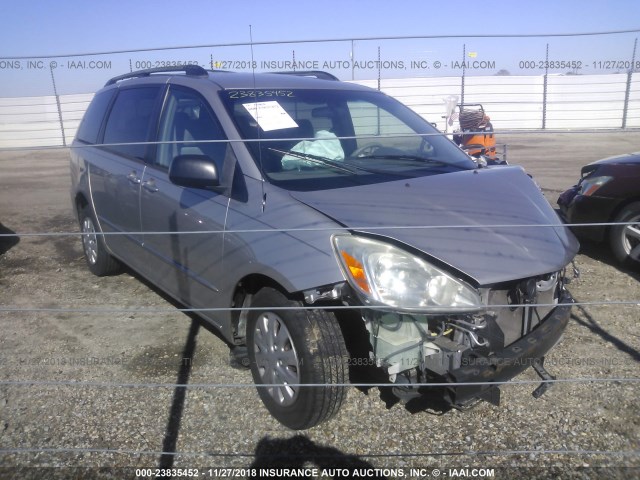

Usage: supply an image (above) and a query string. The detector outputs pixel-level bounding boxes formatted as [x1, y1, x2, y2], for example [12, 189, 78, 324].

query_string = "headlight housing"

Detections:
[579, 175, 612, 196]
[332, 235, 482, 312]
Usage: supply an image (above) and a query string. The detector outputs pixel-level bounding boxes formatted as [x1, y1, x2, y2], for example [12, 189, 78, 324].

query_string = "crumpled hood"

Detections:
[291, 166, 579, 286]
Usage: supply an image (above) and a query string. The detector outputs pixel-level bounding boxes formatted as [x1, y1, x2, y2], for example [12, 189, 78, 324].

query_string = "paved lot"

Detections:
[0, 132, 639, 479]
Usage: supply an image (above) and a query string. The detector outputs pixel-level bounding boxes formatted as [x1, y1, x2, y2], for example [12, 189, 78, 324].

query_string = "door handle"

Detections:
[127, 172, 141, 185]
[142, 179, 159, 193]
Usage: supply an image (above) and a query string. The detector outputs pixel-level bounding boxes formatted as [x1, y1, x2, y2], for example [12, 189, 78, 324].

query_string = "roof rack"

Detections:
[105, 65, 209, 86]
[270, 70, 339, 81]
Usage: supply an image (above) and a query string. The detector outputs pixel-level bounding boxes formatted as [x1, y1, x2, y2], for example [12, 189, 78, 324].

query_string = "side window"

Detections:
[156, 87, 228, 170]
[76, 89, 115, 144]
[103, 86, 161, 159]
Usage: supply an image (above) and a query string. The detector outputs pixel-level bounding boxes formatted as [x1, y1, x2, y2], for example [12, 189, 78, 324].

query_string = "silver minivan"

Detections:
[70, 66, 579, 429]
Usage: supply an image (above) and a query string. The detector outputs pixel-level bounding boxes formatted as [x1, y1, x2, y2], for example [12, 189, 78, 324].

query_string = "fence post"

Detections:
[461, 43, 466, 105]
[542, 43, 549, 130]
[49, 65, 66, 147]
[351, 39, 355, 81]
[622, 37, 637, 129]
[377, 46, 381, 91]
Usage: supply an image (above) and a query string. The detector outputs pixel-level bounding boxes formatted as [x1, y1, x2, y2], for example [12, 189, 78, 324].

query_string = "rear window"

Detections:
[75, 89, 115, 144]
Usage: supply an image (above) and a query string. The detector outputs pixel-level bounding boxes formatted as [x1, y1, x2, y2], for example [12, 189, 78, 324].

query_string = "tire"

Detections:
[79, 205, 121, 276]
[247, 287, 348, 430]
[609, 201, 640, 268]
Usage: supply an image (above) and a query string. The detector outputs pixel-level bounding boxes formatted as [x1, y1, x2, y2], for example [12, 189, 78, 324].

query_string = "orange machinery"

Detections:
[452, 104, 502, 163]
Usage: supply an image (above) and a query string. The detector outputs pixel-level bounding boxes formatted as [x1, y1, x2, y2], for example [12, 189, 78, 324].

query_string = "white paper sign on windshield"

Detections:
[242, 101, 299, 132]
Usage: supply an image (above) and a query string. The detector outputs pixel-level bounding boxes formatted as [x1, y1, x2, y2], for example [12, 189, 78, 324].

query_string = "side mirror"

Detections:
[169, 155, 220, 189]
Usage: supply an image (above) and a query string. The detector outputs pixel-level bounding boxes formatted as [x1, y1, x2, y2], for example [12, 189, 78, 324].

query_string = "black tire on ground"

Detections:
[79, 205, 121, 276]
[609, 201, 640, 268]
[247, 287, 348, 430]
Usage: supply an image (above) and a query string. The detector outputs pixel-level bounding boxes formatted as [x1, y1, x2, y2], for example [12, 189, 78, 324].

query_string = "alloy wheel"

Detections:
[81, 216, 98, 265]
[621, 213, 640, 261]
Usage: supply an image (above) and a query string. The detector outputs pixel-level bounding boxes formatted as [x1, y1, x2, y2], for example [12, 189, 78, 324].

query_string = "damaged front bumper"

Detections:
[358, 275, 573, 408]
[444, 294, 571, 407]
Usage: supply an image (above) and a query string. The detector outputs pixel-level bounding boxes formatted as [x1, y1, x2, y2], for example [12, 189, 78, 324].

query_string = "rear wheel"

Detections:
[247, 288, 348, 430]
[609, 202, 640, 268]
[79, 205, 121, 276]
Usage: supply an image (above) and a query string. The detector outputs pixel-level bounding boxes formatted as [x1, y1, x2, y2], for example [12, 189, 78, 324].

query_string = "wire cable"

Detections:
[2, 29, 640, 60]
[0, 300, 638, 315]
[0, 446, 638, 459]
[0, 377, 638, 389]
[0, 221, 637, 238]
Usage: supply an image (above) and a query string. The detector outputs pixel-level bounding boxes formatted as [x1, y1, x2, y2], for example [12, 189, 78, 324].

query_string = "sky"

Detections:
[1, 0, 640, 96]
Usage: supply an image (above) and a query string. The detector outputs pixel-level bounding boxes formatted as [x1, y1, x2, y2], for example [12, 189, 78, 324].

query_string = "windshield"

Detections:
[221, 88, 475, 191]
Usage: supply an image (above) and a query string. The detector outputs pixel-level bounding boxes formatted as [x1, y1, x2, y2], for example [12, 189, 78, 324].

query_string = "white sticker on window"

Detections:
[242, 101, 298, 132]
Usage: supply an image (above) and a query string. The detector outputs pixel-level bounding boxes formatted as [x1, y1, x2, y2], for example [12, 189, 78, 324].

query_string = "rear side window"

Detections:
[75, 89, 115, 144]
[103, 86, 161, 159]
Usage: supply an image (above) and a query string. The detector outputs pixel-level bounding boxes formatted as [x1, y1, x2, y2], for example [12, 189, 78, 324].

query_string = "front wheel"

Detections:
[247, 288, 348, 430]
[609, 202, 640, 268]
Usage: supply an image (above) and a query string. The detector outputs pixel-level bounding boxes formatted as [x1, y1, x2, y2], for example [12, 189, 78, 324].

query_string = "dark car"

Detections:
[558, 153, 640, 268]
[71, 66, 578, 429]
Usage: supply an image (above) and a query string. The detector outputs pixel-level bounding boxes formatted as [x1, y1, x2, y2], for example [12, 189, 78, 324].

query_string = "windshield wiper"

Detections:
[354, 154, 467, 169]
[268, 147, 358, 175]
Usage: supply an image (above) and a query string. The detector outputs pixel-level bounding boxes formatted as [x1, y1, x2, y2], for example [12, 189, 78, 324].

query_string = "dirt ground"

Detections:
[0, 132, 639, 479]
